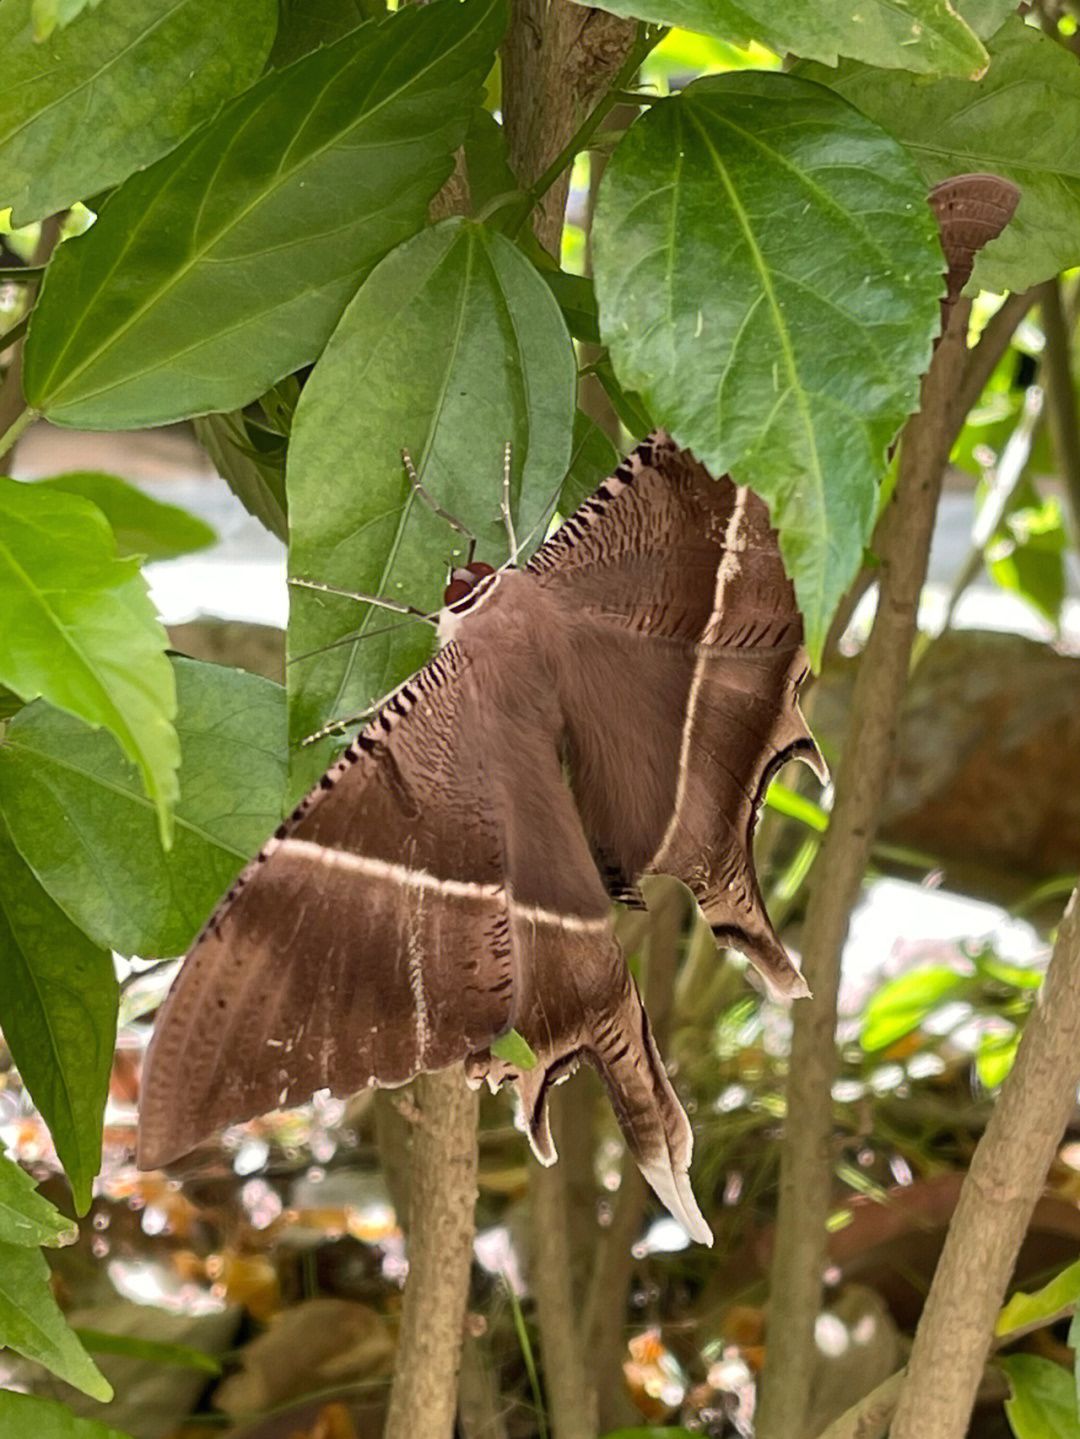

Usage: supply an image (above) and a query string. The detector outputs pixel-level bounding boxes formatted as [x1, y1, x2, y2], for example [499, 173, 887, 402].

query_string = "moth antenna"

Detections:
[290, 575, 438, 625]
[400, 448, 477, 557]
[500, 440, 519, 565]
[302, 675, 419, 747]
[286, 614, 433, 665]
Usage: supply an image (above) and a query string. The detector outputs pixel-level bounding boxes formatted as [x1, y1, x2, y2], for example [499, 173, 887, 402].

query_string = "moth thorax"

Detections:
[443, 561, 495, 606]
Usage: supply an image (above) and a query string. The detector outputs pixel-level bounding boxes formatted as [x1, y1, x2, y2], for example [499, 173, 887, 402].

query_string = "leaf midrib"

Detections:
[37, 3, 492, 408]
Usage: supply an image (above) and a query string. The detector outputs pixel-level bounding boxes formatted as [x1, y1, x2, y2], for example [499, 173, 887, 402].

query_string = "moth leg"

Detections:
[289, 575, 438, 623]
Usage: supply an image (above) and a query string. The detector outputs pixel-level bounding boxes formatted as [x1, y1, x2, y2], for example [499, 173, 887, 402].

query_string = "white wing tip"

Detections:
[639, 1155, 714, 1247]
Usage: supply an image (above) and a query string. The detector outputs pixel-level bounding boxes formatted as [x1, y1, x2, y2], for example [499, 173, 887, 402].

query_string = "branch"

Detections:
[1037, 276, 1080, 547]
[814, 1368, 906, 1439]
[501, 1, 637, 253]
[889, 882, 1080, 1438]
[754, 291, 1034, 1439]
[530, 1097, 598, 1439]
[0, 215, 60, 474]
[384, 1069, 480, 1439]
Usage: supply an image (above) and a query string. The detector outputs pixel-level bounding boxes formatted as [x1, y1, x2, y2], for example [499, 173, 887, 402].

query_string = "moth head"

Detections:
[443, 561, 496, 607]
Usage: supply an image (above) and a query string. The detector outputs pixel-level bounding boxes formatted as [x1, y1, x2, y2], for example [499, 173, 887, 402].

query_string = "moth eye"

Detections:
[469, 561, 496, 579]
[443, 577, 471, 605]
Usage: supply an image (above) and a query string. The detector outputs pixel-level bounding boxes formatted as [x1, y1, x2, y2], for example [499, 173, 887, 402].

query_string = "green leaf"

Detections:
[0, 658, 286, 958]
[998, 1260, 1080, 1340]
[542, 269, 601, 344]
[600, 1430, 700, 1438]
[973, 946, 1045, 992]
[268, 0, 379, 67]
[31, 0, 104, 45]
[559, 410, 620, 516]
[287, 217, 576, 745]
[1001, 1354, 1080, 1439]
[987, 490, 1067, 625]
[74, 1327, 222, 1373]
[0, 1151, 77, 1247]
[0, 477, 179, 846]
[192, 411, 289, 543]
[573, 0, 988, 76]
[1, 0, 277, 225]
[0, 685, 26, 720]
[800, 17, 1080, 294]
[31, 473, 216, 562]
[860, 965, 968, 1052]
[463, 105, 519, 218]
[0, 1392, 131, 1437]
[976, 1026, 1019, 1089]
[0, 819, 116, 1214]
[765, 781, 828, 833]
[594, 71, 942, 663]
[22, 0, 508, 430]
[490, 1029, 538, 1070]
[0, 1245, 112, 1400]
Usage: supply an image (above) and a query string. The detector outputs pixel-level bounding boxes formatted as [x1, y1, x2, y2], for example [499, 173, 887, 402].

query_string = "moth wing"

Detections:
[456, 635, 710, 1243]
[137, 645, 515, 1170]
[529, 432, 822, 997]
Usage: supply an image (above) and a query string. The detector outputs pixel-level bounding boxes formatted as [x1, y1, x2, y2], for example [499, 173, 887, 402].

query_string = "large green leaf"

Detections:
[573, 0, 988, 76]
[0, 659, 286, 958]
[1001, 1354, 1080, 1439]
[0, 1151, 77, 1248]
[0, 820, 116, 1215]
[0, 478, 179, 845]
[593, 71, 942, 662]
[22, 0, 507, 430]
[0, 1392, 130, 1437]
[32, 473, 216, 562]
[0, 0, 277, 226]
[0, 1245, 112, 1401]
[800, 16, 1080, 294]
[287, 217, 576, 745]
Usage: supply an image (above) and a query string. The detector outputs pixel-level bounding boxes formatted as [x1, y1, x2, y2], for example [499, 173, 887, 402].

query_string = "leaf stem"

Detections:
[0, 404, 35, 462]
[507, 24, 666, 241]
[0, 315, 30, 355]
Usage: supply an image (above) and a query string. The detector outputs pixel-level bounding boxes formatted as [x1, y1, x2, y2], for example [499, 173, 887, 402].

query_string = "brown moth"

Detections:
[137, 173, 1020, 1244]
[138, 432, 823, 1245]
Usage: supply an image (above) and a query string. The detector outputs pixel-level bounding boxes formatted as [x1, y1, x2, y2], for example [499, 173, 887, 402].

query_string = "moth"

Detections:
[138, 173, 1020, 1244]
[138, 431, 823, 1245]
